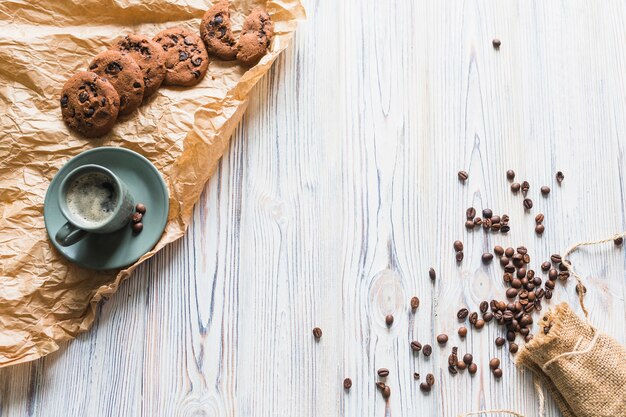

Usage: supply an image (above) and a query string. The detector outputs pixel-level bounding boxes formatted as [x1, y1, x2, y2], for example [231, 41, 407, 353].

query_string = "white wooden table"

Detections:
[2, 1, 626, 416]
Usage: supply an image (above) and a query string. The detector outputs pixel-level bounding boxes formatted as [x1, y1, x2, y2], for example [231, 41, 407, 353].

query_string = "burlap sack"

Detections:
[516, 302, 626, 417]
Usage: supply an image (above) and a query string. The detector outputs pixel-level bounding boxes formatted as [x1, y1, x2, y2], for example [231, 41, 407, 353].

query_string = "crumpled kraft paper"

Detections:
[0, 0, 305, 367]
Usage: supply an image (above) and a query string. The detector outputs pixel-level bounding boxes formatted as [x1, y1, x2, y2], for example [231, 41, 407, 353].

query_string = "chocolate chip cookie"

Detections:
[88, 50, 145, 115]
[112, 34, 166, 98]
[236, 7, 274, 66]
[60, 71, 120, 138]
[200, 0, 237, 61]
[153, 28, 209, 87]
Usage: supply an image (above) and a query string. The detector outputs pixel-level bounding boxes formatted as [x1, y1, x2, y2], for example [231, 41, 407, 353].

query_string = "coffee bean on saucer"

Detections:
[135, 203, 147, 214]
[132, 212, 143, 223]
[132, 222, 143, 233]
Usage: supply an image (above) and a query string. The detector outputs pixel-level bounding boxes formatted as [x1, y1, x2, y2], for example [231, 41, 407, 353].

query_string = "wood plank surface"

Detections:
[2, 1, 626, 416]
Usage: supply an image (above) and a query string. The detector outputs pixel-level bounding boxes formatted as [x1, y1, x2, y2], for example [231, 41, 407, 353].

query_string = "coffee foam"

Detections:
[66, 172, 118, 225]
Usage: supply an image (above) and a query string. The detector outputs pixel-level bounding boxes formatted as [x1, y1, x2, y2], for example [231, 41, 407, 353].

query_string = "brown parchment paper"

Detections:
[0, 0, 305, 367]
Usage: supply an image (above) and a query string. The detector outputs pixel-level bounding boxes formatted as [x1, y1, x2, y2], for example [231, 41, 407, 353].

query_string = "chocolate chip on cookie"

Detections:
[200, 0, 237, 61]
[153, 27, 209, 87]
[236, 7, 274, 66]
[88, 50, 145, 115]
[60, 71, 120, 137]
[112, 34, 166, 98]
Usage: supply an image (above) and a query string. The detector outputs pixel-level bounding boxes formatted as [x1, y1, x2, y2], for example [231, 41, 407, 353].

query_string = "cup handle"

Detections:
[55, 222, 88, 247]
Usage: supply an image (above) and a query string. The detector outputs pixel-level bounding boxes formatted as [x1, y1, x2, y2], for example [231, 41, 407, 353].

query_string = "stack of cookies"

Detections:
[60, 1, 274, 138]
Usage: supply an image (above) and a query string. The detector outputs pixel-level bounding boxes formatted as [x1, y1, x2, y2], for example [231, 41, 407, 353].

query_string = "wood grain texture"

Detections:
[2, 1, 626, 416]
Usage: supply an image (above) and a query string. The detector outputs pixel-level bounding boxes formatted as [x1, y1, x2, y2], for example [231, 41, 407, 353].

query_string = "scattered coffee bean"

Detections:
[541, 186, 550, 196]
[411, 341, 422, 352]
[535, 224, 545, 235]
[506, 288, 518, 298]
[457, 361, 467, 370]
[468, 363, 478, 374]
[506, 169, 515, 180]
[457, 308, 469, 320]
[465, 220, 475, 229]
[429, 268, 436, 280]
[506, 330, 516, 341]
[458, 326, 468, 337]
[313, 327, 322, 339]
[453, 240, 464, 251]
[556, 171, 564, 184]
[382, 385, 391, 399]
[548, 268, 558, 280]
[509, 343, 519, 353]
[493, 368, 503, 378]
[511, 182, 521, 192]
[456, 252, 464, 262]
[437, 334, 449, 345]
[500, 256, 510, 267]
[483, 208, 493, 219]
[469, 312, 478, 325]
[483, 312, 494, 322]
[376, 381, 386, 391]
[541, 261, 551, 271]
[135, 203, 146, 214]
[492, 38, 501, 49]
[495, 337, 506, 347]
[426, 373, 435, 386]
[413, 372, 420, 380]
[466, 207, 476, 219]
[132, 212, 143, 223]
[422, 344, 433, 356]
[551, 254, 562, 264]
[545, 289, 553, 299]
[132, 222, 143, 233]
[482, 253, 494, 264]
[378, 368, 389, 377]
[615, 237, 624, 246]
[458, 171, 469, 182]
[523, 198, 533, 209]
[463, 353, 473, 364]
[419, 382, 431, 392]
[489, 358, 500, 369]
[494, 245, 504, 256]
[491, 215, 501, 224]
[479, 301, 489, 313]
[505, 247, 515, 257]
[535, 213, 544, 223]
[343, 378, 352, 390]
[521, 181, 530, 193]
[475, 319, 485, 329]
[474, 217, 483, 226]
[410, 296, 420, 311]
[385, 314, 394, 327]
[501, 214, 510, 223]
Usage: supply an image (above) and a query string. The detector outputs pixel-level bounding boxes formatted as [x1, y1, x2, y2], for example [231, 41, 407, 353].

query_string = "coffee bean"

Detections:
[385, 314, 394, 327]
[410, 296, 419, 311]
[457, 361, 467, 370]
[509, 343, 519, 353]
[551, 254, 562, 264]
[541, 186, 550, 196]
[523, 198, 533, 209]
[511, 182, 521, 192]
[448, 353, 457, 367]
[548, 268, 558, 280]
[410, 341, 422, 352]
[426, 373, 435, 386]
[506, 288, 518, 298]
[429, 268, 436, 280]
[458, 326, 468, 337]
[466, 207, 476, 219]
[535, 213, 544, 223]
[520, 327, 530, 336]
[494, 246, 504, 256]
[474, 217, 483, 226]
[504, 264, 515, 274]
[457, 308, 469, 320]
[540, 261, 550, 272]
[510, 277, 521, 288]
[132, 222, 143, 233]
[453, 240, 464, 251]
[378, 368, 389, 377]
[500, 256, 509, 267]
[458, 171, 469, 182]
[422, 344, 432, 356]
[615, 237, 624, 246]
[135, 203, 146, 214]
[491, 223, 501, 232]
[465, 220, 475, 229]
[469, 312, 478, 325]
[501, 214, 510, 223]
[456, 252, 464, 262]
[491, 215, 501, 224]
[521, 181, 530, 193]
[475, 319, 485, 329]
[483, 219, 492, 229]
[556, 171, 564, 183]
[525, 334, 534, 343]
[132, 212, 143, 223]
[419, 382, 431, 392]
[545, 289, 553, 299]
[483, 312, 494, 322]
[312, 327, 322, 339]
[505, 247, 514, 257]
[517, 268, 527, 279]
[495, 337, 506, 347]
[343, 378, 352, 390]
[535, 224, 545, 235]
[576, 284, 587, 295]
[463, 353, 473, 364]
[481, 253, 494, 264]
[376, 381, 386, 391]
[545, 280, 555, 290]
[482, 208, 493, 219]
[506, 169, 515, 180]
[437, 334, 449, 345]
[468, 363, 478, 374]
[523, 254, 531, 264]
[492, 38, 501, 49]
[382, 385, 391, 399]
[489, 358, 500, 369]
[413, 372, 420, 380]
[493, 368, 503, 378]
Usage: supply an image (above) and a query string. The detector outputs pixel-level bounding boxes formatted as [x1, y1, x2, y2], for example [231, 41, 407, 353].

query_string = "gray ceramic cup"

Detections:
[56, 164, 135, 247]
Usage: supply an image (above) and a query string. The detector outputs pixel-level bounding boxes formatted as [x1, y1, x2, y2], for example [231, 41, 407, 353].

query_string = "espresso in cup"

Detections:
[66, 172, 119, 225]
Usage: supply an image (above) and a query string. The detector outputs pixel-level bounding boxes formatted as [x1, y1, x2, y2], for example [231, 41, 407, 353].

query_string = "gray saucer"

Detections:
[44, 147, 169, 270]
